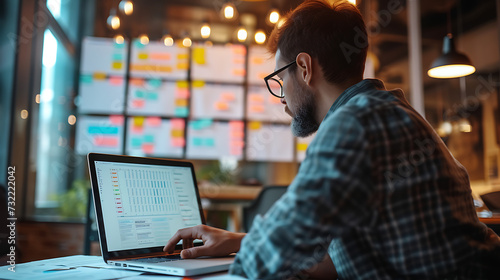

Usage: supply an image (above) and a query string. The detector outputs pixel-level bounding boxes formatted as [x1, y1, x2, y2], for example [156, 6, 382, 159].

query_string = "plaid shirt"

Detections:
[230, 79, 500, 279]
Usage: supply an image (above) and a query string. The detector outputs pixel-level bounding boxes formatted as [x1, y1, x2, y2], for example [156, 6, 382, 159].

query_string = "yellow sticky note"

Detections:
[175, 99, 188, 107]
[192, 81, 205, 88]
[215, 102, 229, 111]
[297, 143, 308, 151]
[176, 81, 189, 89]
[177, 63, 189, 70]
[193, 47, 206, 65]
[133, 116, 145, 127]
[177, 53, 189, 60]
[138, 53, 148, 60]
[249, 121, 261, 130]
[158, 66, 172, 73]
[171, 129, 184, 138]
[112, 62, 123, 70]
[93, 72, 106, 80]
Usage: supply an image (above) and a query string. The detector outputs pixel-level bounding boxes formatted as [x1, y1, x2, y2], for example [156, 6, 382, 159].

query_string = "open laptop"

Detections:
[87, 153, 234, 276]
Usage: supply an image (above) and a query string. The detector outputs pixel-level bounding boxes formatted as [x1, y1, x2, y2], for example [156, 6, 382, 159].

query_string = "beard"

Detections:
[290, 78, 320, 137]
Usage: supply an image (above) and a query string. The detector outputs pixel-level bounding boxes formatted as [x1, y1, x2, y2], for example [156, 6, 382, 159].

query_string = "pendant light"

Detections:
[428, 4, 475, 79]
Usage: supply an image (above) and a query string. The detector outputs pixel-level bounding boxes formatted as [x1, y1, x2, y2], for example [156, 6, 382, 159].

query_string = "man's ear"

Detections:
[296, 52, 313, 86]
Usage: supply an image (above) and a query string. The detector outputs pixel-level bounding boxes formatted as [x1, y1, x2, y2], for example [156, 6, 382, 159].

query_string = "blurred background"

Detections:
[1, 0, 499, 263]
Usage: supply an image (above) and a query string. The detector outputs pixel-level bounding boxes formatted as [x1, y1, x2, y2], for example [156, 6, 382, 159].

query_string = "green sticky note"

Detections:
[174, 107, 189, 117]
[204, 138, 215, 147]
[148, 79, 162, 88]
[131, 138, 142, 147]
[135, 90, 144, 98]
[144, 135, 154, 143]
[147, 92, 158, 100]
[80, 75, 92, 84]
[113, 53, 123, 60]
[193, 137, 203, 146]
[200, 119, 213, 128]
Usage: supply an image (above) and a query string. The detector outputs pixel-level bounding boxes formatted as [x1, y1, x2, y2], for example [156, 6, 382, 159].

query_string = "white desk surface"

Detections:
[0, 255, 246, 280]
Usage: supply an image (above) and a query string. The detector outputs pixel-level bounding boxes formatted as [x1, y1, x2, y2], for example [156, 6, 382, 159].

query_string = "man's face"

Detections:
[275, 50, 319, 137]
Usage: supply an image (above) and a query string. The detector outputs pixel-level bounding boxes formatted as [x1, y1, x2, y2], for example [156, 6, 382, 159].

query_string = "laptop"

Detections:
[87, 153, 234, 276]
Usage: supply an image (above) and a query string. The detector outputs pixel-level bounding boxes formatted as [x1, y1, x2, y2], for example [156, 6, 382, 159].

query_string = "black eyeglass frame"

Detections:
[263, 60, 297, 98]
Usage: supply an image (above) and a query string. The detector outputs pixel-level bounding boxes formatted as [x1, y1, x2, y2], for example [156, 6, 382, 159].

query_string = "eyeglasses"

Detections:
[264, 60, 296, 98]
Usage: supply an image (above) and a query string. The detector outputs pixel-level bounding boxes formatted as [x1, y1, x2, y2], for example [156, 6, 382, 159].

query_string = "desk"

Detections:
[0, 255, 246, 280]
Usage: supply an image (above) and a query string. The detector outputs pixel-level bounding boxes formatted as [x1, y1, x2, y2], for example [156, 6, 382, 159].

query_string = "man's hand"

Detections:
[163, 225, 246, 259]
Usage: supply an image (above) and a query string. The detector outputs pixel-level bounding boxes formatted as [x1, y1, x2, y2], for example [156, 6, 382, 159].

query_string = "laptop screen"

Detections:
[94, 160, 203, 252]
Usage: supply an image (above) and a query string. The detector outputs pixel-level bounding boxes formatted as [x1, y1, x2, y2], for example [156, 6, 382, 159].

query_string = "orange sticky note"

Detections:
[215, 102, 229, 111]
[252, 57, 264, 65]
[232, 69, 245, 76]
[93, 72, 106, 80]
[150, 53, 171, 60]
[130, 78, 145, 86]
[177, 63, 189, 70]
[232, 45, 246, 55]
[146, 117, 162, 127]
[248, 94, 264, 103]
[221, 92, 235, 101]
[175, 99, 188, 107]
[158, 66, 173, 73]
[249, 105, 265, 113]
[171, 129, 184, 138]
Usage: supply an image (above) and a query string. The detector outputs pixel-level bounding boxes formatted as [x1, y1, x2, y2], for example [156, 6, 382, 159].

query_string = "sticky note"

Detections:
[109, 76, 123, 85]
[130, 78, 145, 86]
[233, 69, 245, 76]
[230, 147, 242, 156]
[176, 81, 189, 88]
[142, 143, 154, 154]
[109, 115, 124, 125]
[215, 102, 229, 111]
[131, 138, 142, 147]
[146, 117, 161, 127]
[144, 135, 155, 143]
[204, 138, 215, 147]
[171, 129, 184, 138]
[94, 136, 119, 147]
[232, 45, 246, 55]
[175, 89, 190, 99]
[147, 92, 158, 100]
[88, 126, 118, 134]
[177, 53, 189, 60]
[177, 63, 189, 70]
[132, 99, 145, 108]
[80, 75, 92, 84]
[114, 42, 125, 48]
[192, 81, 205, 88]
[174, 107, 189, 117]
[230, 140, 245, 148]
[158, 66, 173, 73]
[252, 57, 264, 65]
[192, 137, 203, 146]
[138, 53, 148, 60]
[131, 124, 143, 133]
[175, 99, 188, 107]
[231, 130, 244, 138]
[93, 72, 106, 80]
[221, 92, 236, 101]
[135, 90, 145, 98]
[249, 121, 262, 130]
[133, 39, 145, 49]
[193, 48, 206, 65]
[171, 119, 185, 130]
[199, 119, 213, 128]
[133, 117, 145, 127]
[148, 79, 162, 88]
[297, 143, 308, 151]
[112, 53, 123, 60]
[249, 105, 265, 113]
[229, 121, 244, 130]
[171, 138, 185, 147]
[150, 53, 171, 60]
[112, 62, 123, 70]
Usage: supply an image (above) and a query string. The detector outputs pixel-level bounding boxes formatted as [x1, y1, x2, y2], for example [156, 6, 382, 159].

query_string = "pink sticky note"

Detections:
[131, 125, 143, 134]
[175, 89, 190, 99]
[109, 76, 123, 85]
[230, 140, 245, 148]
[171, 138, 186, 147]
[230, 147, 243, 156]
[109, 115, 124, 125]
[229, 121, 244, 130]
[146, 117, 162, 127]
[230, 130, 244, 139]
[142, 143, 155, 154]
[94, 136, 119, 147]
[130, 78, 145, 86]
[171, 119, 185, 130]
[132, 99, 145, 108]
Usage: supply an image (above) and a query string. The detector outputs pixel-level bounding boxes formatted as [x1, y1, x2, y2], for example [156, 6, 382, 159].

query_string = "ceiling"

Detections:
[93, 0, 499, 73]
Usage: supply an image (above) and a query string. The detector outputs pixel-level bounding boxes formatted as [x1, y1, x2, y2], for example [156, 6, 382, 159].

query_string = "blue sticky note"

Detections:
[174, 107, 189, 117]
[88, 126, 118, 134]
[204, 138, 215, 147]
[193, 137, 203, 146]
[144, 135, 154, 143]
[148, 79, 162, 88]
[131, 138, 142, 147]
[135, 90, 145, 98]
[133, 39, 145, 49]
[80, 75, 92, 84]
[147, 92, 158, 100]
[114, 43, 125, 49]
[112, 53, 123, 60]
[200, 119, 213, 129]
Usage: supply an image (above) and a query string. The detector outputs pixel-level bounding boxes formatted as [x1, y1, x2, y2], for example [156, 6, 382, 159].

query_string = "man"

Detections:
[164, 0, 500, 279]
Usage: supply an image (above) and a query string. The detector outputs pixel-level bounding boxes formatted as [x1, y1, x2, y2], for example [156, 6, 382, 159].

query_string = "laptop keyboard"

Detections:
[133, 255, 183, 263]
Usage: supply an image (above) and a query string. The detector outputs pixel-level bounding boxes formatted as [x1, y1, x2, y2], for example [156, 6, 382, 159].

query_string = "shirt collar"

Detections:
[324, 79, 386, 120]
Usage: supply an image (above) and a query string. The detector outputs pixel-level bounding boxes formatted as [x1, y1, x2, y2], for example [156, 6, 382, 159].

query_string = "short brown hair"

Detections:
[268, 0, 368, 84]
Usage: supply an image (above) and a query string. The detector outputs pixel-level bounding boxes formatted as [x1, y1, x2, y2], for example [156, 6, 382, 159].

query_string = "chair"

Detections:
[480, 191, 500, 212]
[242, 186, 288, 232]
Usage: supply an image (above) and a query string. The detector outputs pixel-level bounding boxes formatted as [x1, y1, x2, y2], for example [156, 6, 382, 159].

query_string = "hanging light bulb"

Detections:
[437, 121, 453, 137]
[114, 34, 124, 44]
[221, 1, 237, 20]
[347, 0, 356, 5]
[162, 34, 174, 46]
[458, 118, 472, 132]
[237, 27, 247, 42]
[201, 22, 211, 39]
[182, 37, 192, 47]
[254, 30, 266, 44]
[107, 8, 120, 30]
[119, 0, 133, 15]
[268, 9, 280, 25]
[139, 34, 149, 45]
[428, 34, 475, 78]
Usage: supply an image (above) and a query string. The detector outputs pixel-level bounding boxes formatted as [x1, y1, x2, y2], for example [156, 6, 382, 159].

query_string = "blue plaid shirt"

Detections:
[230, 79, 500, 279]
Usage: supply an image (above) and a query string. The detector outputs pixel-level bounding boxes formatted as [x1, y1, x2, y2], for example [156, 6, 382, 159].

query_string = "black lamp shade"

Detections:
[428, 34, 475, 78]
